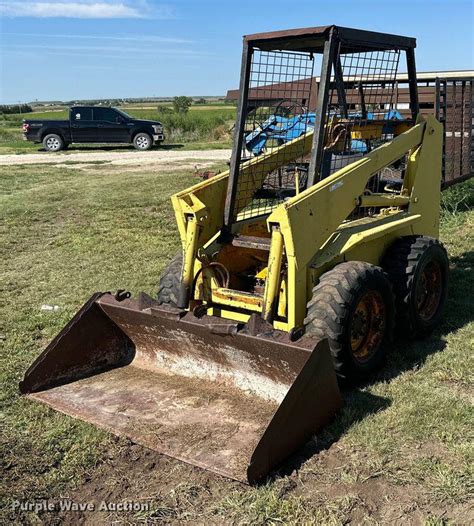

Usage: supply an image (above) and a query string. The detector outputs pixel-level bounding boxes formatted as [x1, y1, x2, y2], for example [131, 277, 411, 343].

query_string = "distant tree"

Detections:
[195, 98, 207, 105]
[172, 96, 192, 114]
[0, 104, 33, 115]
[157, 105, 173, 115]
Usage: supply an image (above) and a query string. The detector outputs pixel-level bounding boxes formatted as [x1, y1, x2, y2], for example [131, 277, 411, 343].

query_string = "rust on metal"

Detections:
[212, 287, 264, 308]
[232, 235, 272, 251]
[19, 293, 135, 394]
[243, 26, 416, 54]
[350, 290, 386, 363]
[20, 292, 341, 484]
[417, 259, 443, 321]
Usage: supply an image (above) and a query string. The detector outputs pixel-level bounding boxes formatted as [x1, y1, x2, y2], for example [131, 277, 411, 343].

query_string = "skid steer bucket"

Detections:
[20, 292, 341, 484]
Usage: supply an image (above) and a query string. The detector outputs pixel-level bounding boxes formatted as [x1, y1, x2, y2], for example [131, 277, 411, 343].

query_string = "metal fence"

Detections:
[436, 78, 473, 187]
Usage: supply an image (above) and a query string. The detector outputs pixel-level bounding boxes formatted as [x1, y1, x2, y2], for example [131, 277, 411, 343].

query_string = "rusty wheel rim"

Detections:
[416, 260, 443, 321]
[350, 290, 386, 363]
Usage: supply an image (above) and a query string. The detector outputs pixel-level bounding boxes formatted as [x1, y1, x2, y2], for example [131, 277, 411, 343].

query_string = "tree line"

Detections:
[0, 104, 33, 115]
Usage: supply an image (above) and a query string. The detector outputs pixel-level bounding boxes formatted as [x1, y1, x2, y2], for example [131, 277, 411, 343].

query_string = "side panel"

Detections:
[404, 115, 443, 237]
[267, 118, 444, 327]
[269, 122, 426, 269]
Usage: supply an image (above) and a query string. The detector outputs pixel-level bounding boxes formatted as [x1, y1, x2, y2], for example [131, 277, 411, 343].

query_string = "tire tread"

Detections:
[305, 261, 394, 381]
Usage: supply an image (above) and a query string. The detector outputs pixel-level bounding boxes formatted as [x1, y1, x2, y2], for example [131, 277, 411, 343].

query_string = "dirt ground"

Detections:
[0, 148, 232, 167]
[37, 434, 471, 525]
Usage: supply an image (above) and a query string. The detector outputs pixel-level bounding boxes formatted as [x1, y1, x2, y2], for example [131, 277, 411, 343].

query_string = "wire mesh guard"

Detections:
[231, 44, 413, 223]
[323, 47, 408, 219]
[234, 49, 316, 221]
[437, 79, 473, 185]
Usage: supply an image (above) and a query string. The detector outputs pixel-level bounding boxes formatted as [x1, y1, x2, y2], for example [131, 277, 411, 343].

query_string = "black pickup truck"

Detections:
[22, 106, 165, 151]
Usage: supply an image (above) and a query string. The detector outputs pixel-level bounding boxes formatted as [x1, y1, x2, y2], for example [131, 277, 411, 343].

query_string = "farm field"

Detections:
[1, 154, 473, 524]
[0, 103, 236, 154]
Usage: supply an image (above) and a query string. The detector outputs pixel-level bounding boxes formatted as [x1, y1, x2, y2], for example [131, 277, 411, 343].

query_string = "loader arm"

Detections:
[266, 114, 443, 328]
[171, 130, 314, 247]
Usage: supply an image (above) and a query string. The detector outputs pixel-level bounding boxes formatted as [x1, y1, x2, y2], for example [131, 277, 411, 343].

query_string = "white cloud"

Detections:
[0, 1, 174, 19]
[4, 32, 192, 44]
[5, 43, 212, 57]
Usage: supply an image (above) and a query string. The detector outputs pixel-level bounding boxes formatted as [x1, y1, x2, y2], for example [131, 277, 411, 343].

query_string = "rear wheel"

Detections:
[305, 261, 395, 381]
[133, 132, 153, 151]
[383, 236, 448, 337]
[157, 252, 183, 306]
[43, 133, 64, 152]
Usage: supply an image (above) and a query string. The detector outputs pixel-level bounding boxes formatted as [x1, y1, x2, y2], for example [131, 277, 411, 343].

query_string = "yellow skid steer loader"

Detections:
[21, 26, 449, 484]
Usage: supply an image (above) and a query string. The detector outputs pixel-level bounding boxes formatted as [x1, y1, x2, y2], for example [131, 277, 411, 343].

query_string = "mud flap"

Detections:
[21, 293, 342, 484]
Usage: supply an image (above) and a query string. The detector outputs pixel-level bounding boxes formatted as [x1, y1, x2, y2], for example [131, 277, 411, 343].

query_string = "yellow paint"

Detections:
[169, 113, 443, 333]
[358, 194, 411, 207]
[262, 227, 284, 321]
[211, 288, 263, 312]
[181, 217, 200, 302]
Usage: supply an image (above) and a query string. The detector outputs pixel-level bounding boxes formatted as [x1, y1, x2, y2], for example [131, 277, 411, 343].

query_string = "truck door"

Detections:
[93, 108, 129, 143]
[70, 107, 96, 142]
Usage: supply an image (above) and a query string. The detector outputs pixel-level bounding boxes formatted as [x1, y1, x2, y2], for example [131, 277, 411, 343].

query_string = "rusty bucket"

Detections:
[20, 292, 341, 484]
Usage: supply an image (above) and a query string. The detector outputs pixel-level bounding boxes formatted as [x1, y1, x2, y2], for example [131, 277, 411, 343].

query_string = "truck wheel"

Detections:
[157, 252, 183, 307]
[133, 133, 152, 151]
[43, 134, 64, 152]
[383, 236, 448, 337]
[304, 261, 395, 382]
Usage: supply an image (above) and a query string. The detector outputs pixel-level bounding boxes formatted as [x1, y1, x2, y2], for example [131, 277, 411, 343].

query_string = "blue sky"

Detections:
[0, 0, 473, 103]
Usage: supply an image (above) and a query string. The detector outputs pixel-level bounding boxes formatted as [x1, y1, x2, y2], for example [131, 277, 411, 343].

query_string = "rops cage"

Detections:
[225, 25, 420, 226]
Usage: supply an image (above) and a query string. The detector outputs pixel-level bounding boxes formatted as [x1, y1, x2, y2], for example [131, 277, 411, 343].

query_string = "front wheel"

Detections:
[305, 261, 395, 382]
[133, 133, 153, 151]
[43, 133, 64, 152]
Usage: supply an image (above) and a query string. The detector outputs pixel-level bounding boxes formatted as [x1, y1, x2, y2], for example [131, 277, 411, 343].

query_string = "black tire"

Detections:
[133, 132, 153, 151]
[305, 261, 395, 381]
[43, 133, 64, 152]
[382, 236, 448, 338]
[157, 252, 183, 306]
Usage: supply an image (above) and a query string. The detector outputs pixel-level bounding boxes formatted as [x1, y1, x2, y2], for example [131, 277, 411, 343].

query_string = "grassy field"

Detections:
[0, 104, 236, 154]
[0, 160, 473, 524]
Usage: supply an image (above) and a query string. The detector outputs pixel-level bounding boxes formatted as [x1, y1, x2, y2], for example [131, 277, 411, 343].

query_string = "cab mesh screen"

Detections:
[233, 49, 316, 221]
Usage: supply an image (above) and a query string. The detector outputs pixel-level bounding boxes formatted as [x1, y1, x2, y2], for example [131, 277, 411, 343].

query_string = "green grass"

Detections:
[0, 105, 236, 153]
[0, 167, 473, 524]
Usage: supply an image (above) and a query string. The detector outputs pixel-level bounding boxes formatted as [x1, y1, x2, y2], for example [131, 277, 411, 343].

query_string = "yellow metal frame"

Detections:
[171, 114, 443, 333]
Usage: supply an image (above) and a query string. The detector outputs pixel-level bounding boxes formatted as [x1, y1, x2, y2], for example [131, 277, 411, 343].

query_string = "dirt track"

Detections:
[0, 148, 232, 166]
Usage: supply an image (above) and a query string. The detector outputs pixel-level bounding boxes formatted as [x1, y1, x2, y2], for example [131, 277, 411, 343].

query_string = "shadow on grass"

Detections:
[34, 143, 185, 153]
[270, 390, 391, 482]
[158, 143, 185, 150]
[441, 250, 474, 332]
[376, 249, 473, 385]
[269, 249, 474, 483]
